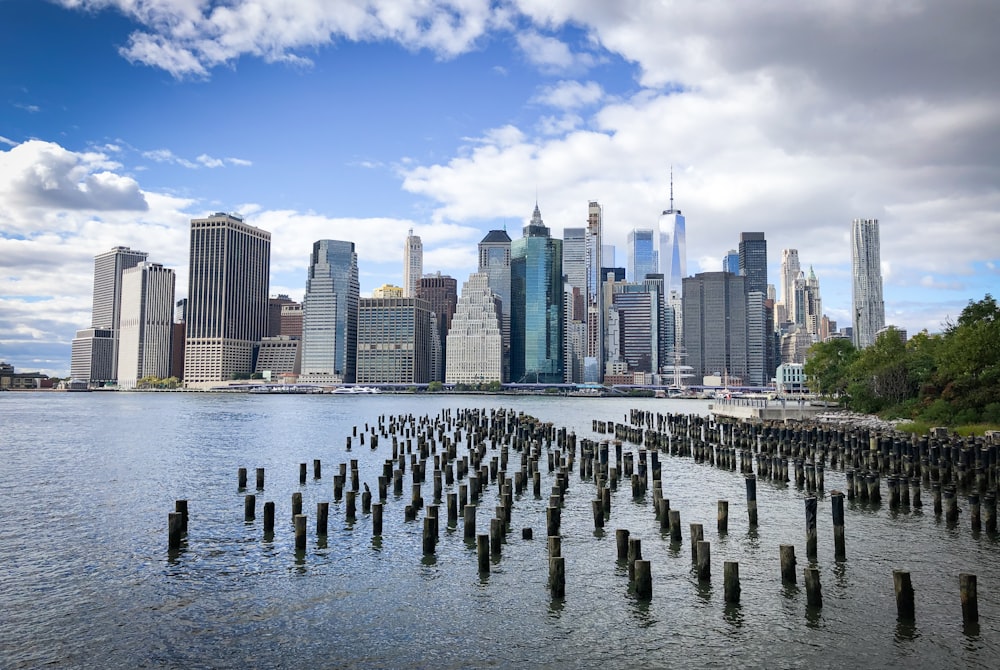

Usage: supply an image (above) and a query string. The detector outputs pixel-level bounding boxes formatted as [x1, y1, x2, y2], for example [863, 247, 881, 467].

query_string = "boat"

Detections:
[331, 386, 381, 394]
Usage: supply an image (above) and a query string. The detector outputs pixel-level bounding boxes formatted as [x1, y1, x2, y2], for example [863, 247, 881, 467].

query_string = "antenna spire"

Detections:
[669, 165, 674, 212]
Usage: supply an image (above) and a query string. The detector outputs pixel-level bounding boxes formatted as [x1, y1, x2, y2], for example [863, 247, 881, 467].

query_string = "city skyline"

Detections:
[2, 0, 998, 377]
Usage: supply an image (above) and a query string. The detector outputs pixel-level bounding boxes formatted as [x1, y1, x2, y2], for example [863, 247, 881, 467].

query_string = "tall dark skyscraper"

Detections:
[301, 239, 359, 383]
[417, 272, 458, 381]
[738, 232, 768, 295]
[682, 271, 748, 384]
[511, 203, 564, 384]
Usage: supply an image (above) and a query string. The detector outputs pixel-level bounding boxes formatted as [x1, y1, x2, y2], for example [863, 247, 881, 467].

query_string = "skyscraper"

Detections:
[781, 248, 801, 323]
[852, 218, 885, 348]
[116, 262, 176, 389]
[355, 297, 433, 384]
[562, 227, 587, 305]
[682, 272, 748, 384]
[70, 245, 148, 385]
[300, 239, 359, 383]
[722, 249, 740, 274]
[445, 272, 503, 384]
[479, 229, 512, 379]
[586, 202, 605, 382]
[659, 171, 686, 293]
[739, 232, 768, 295]
[511, 203, 564, 384]
[418, 272, 458, 381]
[627, 228, 658, 282]
[184, 213, 271, 387]
[403, 229, 423, 298]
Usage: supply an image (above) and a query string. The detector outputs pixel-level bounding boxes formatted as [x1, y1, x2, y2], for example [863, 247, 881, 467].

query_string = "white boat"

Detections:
[331, 386, 381, 394]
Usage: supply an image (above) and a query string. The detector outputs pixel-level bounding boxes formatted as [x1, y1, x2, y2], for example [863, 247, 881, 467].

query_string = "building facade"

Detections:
[627, 228, 658, 282]
[403, 229, 423, 298]
[417, 273, 458, 381]
[117, 262, 176, 389]
[445, 272, 503, 384]
[682, 271, 748, 384]
[355, 297, 433, 384]
[478, 229, 512, 379]
[738, 232, 768, 295]
[183, 213, 271, 386]
[586, 202, 605, 381]
[852, 218, 885, 349]
[510, 204, 564, 384]
[300, 239, 359, 383]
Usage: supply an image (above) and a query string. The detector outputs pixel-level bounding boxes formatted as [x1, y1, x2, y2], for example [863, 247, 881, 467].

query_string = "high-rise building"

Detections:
[659, 171, 687, 293]
[511, 203, 564, 384]
[586, 202, 605, 382]
[418, 273, 458, 382]
[300, 239, 359, 383]
[70, 245, 148, 385]
[117, 262, 176, 389]
[627, 228, 658, 282]
[280, 302, 303, 337]
[445, 272, 503, 384]
[682, 272, 748, 384]
[267, 294, 295, 337]
[184, 213, 271, 386]
[403, 229, 423, 298]
[255, 336, 301, 377]
[739, 232, 767, 296]
[356, 297, 433, 384]
[612, 282, 660, 374]
[563, 227, 587, 298]
[780, 249, 801, 324]
[852, 218, 885, 348]
[478, 229, 512, 378]
[373, 284, 404, 298]
[722, 249, 740, 275]
[643, 273, 672, 373]
[803, 267, 822, 337]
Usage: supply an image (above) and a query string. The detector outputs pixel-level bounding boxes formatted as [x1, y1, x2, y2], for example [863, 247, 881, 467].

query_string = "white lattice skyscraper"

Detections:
[445, 272, 503, 384]
[403, 228, 423, 298]
[851, 217, 885, 348]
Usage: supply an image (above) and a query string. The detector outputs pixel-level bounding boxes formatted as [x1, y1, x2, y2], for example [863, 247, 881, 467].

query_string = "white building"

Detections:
[776, 362, 807, 393]
[445, 272, 503, 384]
[851, 218, 885, 348]
[117, 262, 176, 389]
[403, 229, 423, 298]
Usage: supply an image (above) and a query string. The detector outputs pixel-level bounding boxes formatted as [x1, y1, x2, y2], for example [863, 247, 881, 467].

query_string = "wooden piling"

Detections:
[690, 523, 703, 563]
[669, 510, 681, 542]
[238, 467, 247, 489]
[804, 567, 822, 607]
[490, 517, 502, 555]
[780, 544, 796, 583]
[346, 490, 357, 521]
[263, 501, 274, 535]
[292, 491, 302, 521]
[294, 514, 307, 550]
[831, 491, 846, 560]
[299, 462, 307, 485]
[549, 556, 566, 597]
[592, 499, 604, 529]
[634, 560, 652, 599]
[546, 506, 561, 537]
[960, 573, 979, 624]
[627, 537, 642, 584]
[316, 502, 329, 535]
[615, 528, 630, 561]
[422, 516, 436, 554]
[894, 570, 915, 620]
[256, 467, 265, 490]
[548, 535, 561, 558]
[718, 500, 729, 534]
[464, 504, 476, 539]
[372, 502, 383, 536]
[724, 561, 741, 604]
[805, 496, 818, 561]
[696, 540, 711, 581]
[969, 493, 981, 531]
[746, 475, 758, 526]
[477, 534, 490, 572]
[168, 511, 182, 550]
[313, 459, 321, 479]
[244, 494, 256, 521]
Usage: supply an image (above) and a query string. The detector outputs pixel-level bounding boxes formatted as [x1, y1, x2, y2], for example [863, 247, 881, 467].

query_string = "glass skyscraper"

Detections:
[301, 239, 359, 383]
[511, 204, 564, 384]
[851, 218, 885, 348]
[627, 228, 658, 282]
[738, 232, 768, 295]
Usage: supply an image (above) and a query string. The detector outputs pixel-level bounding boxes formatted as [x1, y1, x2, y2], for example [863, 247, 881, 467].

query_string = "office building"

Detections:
[738, 232, 767, 295]
[417, 272, 458, 381]
[586, 202, 605, 381]
[280, 302, 303, 337]
[611, 282, 660, 374]
[852, 218, 885, 348]
[267, 294, 295, 337]
[780, 249, 801, 324]
[373, 284, 404, 298]
[255, 336, 301, 377]
[117, 262, 176, 389]
[511, 203, 564, 384]
[563, 227, 587, 299]
[722, 249, 740, 275]
[355, 297, 433, 384]
[184, 213, 271, 386]
[445, 272, 503, 384]
[659, 172, 687, 293]
[682, 272, 748, 384]
[300, 239, 359, 383]
[478, 229, 512, 378]
[70, 245, 148, 385]
[403, 229, 423, 298]
[627, 228, 658, 282]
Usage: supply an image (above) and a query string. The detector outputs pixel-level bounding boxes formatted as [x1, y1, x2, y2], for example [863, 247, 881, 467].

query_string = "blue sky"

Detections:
[2, 0, 998, 377]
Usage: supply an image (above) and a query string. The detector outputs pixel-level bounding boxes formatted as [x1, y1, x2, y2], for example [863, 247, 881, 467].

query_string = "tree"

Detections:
[427, 381, 443, 392]
[804, 338, 858, 398]
[849, 327, 911, 413]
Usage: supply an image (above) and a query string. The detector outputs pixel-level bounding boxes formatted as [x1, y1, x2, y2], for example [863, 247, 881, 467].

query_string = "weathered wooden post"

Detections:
[313, 459, 322, 479]
[960, 573, 979, 624]
[256, 467, 265, 490]
[174, 500, 188, 533]
[932, 483, 943, 516]
[690, 523, 704, 563]
[238, 467, 247, 489]
[615, 528, 630, 561]
[627, 537, 642, 584]
[832, 491, 846, 560]
[490, 517, 503, 556]
[263, 501, 275, 535]
[894, 570, 915, 620]
[423, 516, 436, 554]
[372, 502, 383, 536]
[299, 462, 307, 485]
[669, 510, 682, 542]
[548, 535, 561, 558]
[634, 560, 652, 599]
[447, 492, 458, 527]
[550, 556, 566, 597]
[696, 540, 711, 581]
[168, 511, 182, 550]
[291, 491, 303, 521]
[944, 486, 959, 524]
[969, 493, 982, 531]
[345, 490, 357, 522]
[316, 502, 329, 536]
[724, 561, 741, 604]
[780, 545, 796, 583]
[464, 504, 476, 539]
[294, 514, 307, 550]
[805, 496, 818, 561]
[804, 567, 822, 607]
[746, 475, 758, 526]
[244, 494, 256, 521]
[477, 534, 490, 572]
[362, 489, 372, 514]
[985, 491, 997, 533]
[546, 505, 561, 537]
[718, 500, 729, 534]
[592, 499, 604, 529]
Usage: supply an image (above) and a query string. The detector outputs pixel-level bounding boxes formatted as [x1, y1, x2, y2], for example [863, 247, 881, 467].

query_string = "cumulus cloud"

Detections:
[0, 140, 148, 212]
[515, 30, 597, 74]
[532, 80, 603, 109]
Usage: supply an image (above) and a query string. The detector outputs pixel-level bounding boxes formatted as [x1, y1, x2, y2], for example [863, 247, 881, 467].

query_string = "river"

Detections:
[0, 392, 995, 668]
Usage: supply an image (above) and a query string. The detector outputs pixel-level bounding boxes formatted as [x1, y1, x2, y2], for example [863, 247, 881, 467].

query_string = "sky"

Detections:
[2, 0, 998, 378]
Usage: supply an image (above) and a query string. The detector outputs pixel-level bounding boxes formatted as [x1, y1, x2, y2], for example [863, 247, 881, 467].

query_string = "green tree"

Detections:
[803, 338, 858, 398]
[848, 327, 911, 413]
[427, 381, 443, 392]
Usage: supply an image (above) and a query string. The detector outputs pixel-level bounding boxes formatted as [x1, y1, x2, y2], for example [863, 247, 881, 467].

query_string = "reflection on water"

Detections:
[1, 392, 998, 669]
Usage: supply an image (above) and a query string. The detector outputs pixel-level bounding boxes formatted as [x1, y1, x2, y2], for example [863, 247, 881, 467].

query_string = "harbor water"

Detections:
[0, 392, 996, 668]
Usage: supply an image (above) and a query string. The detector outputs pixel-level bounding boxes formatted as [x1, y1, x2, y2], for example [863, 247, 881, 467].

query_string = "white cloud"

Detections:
[515, 30, 597, 74]
[0, 135, 16, 146]
[197, 154, 225, 168]
[532, 80, 603, 109]
[226, 157, 253, 166]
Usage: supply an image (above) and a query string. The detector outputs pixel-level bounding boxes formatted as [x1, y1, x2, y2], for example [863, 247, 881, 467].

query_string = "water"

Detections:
[1, 392, 996, 669]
